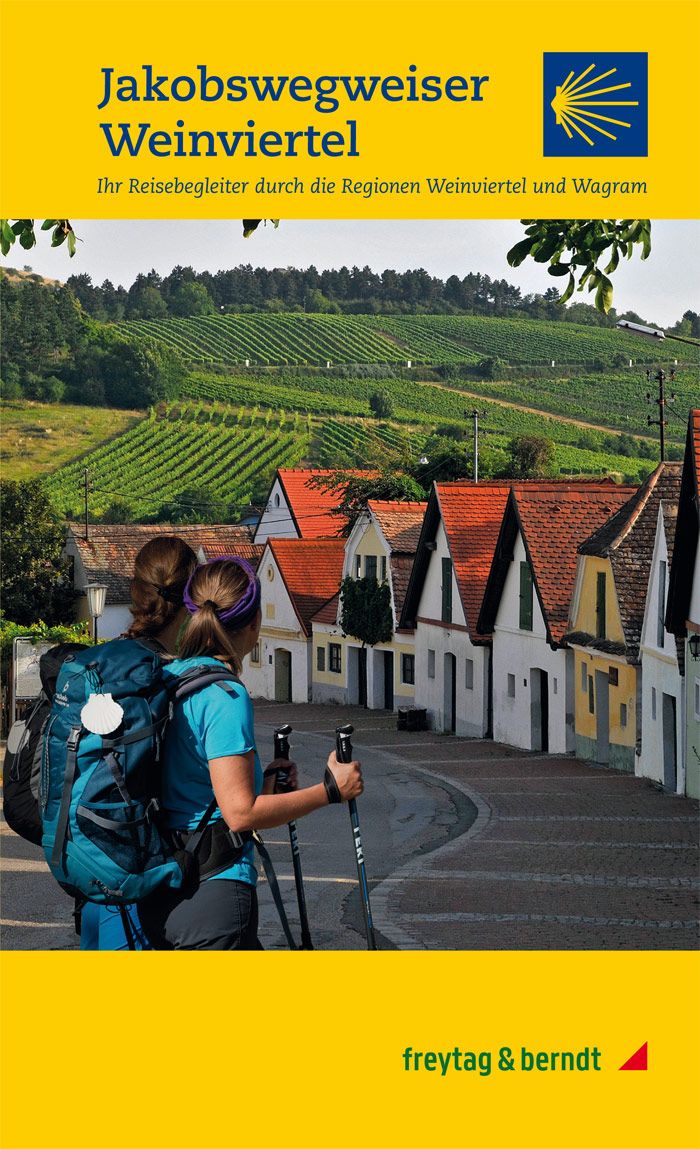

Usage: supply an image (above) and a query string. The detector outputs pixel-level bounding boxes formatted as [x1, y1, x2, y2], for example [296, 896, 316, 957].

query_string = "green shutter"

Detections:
[596, 571, 606, 639]
[441, 557, 452, 623]
[519, 562, 533, 631]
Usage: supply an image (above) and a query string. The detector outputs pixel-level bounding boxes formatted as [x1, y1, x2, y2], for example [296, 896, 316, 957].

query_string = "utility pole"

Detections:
[83, 468, 91, 540]
[466, 409, 483, 482]
[646, 368, 676, 462]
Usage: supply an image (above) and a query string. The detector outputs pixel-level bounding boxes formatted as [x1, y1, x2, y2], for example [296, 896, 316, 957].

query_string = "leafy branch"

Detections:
[0, 219, 78, 258]
[507, 219, 652, 313]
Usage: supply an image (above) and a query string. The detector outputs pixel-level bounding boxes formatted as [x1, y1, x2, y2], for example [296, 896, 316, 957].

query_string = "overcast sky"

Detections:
[5, 219, 698, 327]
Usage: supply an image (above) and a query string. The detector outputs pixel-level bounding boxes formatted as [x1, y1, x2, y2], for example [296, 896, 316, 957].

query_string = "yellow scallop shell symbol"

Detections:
[551, 63, 639, 147]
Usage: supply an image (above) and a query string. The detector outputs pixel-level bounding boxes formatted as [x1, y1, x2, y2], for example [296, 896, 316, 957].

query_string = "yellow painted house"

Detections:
[311, 500, 426, 710]
[566, 463, 682, 772]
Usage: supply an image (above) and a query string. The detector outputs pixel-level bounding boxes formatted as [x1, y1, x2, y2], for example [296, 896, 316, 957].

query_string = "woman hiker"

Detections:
[139, 555, 363, 950]
[80, 534, 198, 950]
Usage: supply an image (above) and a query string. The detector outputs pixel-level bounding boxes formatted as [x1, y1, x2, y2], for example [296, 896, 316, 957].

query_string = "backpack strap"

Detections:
[170, 665, 240, 702]
[253, 833, 298, 950]
[50, 726, 82, 867]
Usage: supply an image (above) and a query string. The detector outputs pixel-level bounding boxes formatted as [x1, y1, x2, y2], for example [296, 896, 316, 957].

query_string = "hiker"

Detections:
[79, 534, 198, 951]
[139, 555, 363, 950]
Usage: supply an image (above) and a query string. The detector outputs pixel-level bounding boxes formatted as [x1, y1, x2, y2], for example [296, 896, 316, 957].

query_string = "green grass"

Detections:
[1, 401, 143, 481]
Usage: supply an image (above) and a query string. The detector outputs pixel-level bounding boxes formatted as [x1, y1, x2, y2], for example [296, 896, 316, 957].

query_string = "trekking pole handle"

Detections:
[273, 723, 292, 791]
[335, 723, 354, 765]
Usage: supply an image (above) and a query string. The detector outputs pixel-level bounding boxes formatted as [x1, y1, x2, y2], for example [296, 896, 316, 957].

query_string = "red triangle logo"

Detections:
[619, 1042, 648, 1071]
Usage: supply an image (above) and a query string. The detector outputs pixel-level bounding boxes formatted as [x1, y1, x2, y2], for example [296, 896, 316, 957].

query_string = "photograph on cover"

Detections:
[1, 218, 698, 953]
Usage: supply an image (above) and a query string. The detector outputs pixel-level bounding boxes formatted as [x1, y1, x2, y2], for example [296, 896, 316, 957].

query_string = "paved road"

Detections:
[2, 703, 698, 950]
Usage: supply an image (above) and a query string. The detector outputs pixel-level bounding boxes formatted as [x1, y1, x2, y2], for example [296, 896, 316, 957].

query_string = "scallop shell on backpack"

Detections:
[80, 692, 125, 735]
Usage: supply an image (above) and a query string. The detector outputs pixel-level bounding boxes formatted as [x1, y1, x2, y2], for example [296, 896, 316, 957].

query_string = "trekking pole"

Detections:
[335, 724, 377, 950]
[274, 724, 313, 950]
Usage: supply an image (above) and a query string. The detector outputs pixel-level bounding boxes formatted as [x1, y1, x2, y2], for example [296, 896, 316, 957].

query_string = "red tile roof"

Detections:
[311, 592, 340, 627]
[368, 501, 427, 554]
[511, 485, 636, 643]
[436, 479, 627, 642]
[67, 524, 259, 601]
[268, 538, 346, 635]
[579, 462, 683, 657]
[692, 408, 700, 498]
[277, 469, 375, 539]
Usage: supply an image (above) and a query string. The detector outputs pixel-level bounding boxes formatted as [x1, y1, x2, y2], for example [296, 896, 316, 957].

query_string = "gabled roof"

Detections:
[276, 469, 375, 539]
[267, 537, 346, 636]
[479, 484, 636, 646]
[667, 409, 700, 635]
[66, 523, 259, 602]
[311, 592, 340, 627]
[401, 478, 624, 642]
[578, 462, 683, 658]
[367, 501, 427, 554]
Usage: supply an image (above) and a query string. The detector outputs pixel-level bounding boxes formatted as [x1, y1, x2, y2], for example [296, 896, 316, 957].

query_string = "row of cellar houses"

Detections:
[65, 410, 700, 799]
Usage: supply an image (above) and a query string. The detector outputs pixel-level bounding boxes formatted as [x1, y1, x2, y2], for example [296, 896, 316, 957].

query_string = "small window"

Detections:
[380, 556, 387, 582]
[608, 666, 618, 686]
[596, 571, 607, 640]
[507, 673, 515, 698]
[401, 654, 415, 685]
[265, 603, 275, 619]
[329, 644, 342, 673]
[355, 554, 361, 578]
[519, 562, 533, 631]
[317, 646, 326, 673]
[365, 555, 377, 580]
[274, 493, 281, 508]
[553, 677, 558, 695]
[251, 642, 260, 665]
[465, 658, 474, 690]
[441, 558, 453, 624]
[651, 686, 657, 721]
[657, 561, 667, 648]
[620, 703, 628, 728]
[428, 649, 436, 679]
[695, 679, 700, 722]
[588, 678, 595, 714]
[581, 662, 588, 691]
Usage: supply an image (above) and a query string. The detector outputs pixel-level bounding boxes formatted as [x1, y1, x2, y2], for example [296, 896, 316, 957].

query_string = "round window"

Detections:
[274, 493, 281, 508]
[267, 566, 275, 581]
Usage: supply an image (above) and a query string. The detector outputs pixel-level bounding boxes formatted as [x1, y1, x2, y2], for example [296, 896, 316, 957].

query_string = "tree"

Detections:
[156, 486, 221, 524]
[0, 480, 74, 625]
[507, 220, 652, 313]
[505, 436, 555, 478]
[369, 390, 394, 419]
[169, 281, 214, 318]
[310, 470, 424, 535]
[340, 576, 393, 647]
[411, 438, 469, 490]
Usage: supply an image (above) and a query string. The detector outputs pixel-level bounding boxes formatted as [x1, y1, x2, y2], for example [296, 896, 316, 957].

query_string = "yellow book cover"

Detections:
[1, 3, 699, 1147]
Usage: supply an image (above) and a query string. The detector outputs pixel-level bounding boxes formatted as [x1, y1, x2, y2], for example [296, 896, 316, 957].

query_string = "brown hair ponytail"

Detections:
[178, 560, 256, 673]
[126, 536, 198, 639]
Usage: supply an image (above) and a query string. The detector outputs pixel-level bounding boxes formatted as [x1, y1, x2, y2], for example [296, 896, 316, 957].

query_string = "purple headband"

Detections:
[183, 556, 261, 630]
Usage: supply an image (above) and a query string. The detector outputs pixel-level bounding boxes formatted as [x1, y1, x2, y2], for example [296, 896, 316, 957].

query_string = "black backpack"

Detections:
[3, 643, 86, 845]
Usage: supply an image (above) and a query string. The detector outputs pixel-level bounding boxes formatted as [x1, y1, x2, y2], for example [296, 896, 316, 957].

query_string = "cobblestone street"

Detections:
[2, 702, 699, 950]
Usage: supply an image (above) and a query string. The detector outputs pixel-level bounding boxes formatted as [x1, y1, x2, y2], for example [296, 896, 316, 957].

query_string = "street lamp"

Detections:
[86, 583, 108, 644]
[616, 320, 700, 348]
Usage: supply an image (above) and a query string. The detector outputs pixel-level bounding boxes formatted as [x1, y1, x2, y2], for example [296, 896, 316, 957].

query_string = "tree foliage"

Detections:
[0, 219, 78, 258]
[508, 220, 652, 313]
[310, 469, 425, 535]
[504, 436, 555, 478]
[340, 576, 393, 647]
[0, 480, 74, 625]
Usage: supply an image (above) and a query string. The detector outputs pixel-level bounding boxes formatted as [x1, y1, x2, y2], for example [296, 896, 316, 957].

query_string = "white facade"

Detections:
[253, 477, 297, 543]
[639, 506, 684, 792]
[242, 546, 312, 703]
[491, 533, 574, 753]
[413, 521, 490, 737]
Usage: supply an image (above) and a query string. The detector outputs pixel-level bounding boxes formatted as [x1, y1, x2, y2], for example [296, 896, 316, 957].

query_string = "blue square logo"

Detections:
[543, 53, 648, 156]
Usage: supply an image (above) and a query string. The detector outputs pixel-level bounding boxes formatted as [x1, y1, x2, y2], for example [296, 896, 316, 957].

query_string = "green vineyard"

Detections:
[124, 312, 685, 369]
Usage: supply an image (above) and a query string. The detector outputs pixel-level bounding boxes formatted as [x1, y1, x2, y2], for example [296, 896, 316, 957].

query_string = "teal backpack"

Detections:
[41, 639, 241, 906]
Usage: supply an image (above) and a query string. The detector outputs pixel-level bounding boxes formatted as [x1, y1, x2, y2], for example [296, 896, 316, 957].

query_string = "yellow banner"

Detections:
[1, 0, 699, 218]
[2, 952, 699, 1149]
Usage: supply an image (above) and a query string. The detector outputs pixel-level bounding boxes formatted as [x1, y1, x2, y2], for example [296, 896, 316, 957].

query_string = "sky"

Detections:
[5, 219, 699, 327]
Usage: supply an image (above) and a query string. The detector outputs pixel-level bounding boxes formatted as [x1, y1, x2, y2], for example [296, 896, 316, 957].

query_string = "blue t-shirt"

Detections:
[161, 656, 263, 885]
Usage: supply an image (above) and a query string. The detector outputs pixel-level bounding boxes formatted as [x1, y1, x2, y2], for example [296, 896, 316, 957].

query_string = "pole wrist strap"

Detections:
[323, 767, 342, 804]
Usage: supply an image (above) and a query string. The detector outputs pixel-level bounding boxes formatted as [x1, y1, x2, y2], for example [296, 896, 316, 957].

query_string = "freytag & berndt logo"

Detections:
[543, 52, 648, 157]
